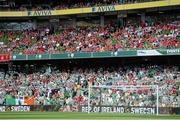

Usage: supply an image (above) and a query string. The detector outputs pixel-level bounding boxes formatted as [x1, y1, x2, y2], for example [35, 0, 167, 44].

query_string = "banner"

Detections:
[166, 49, 180, 55]
[156, 49, 180, 55]
[137, 49, 180, 56]
[92, 5, 115, 12]
[0, 106, 179, 114]
[80, 106, 156, 114]
[9, 49, 180, 61]
[137, 50, 162, 56]
[0, 53, 10, 62]
[0, 105, 78, 112]
[27, 10, 52, 16]
[0, 106, 30, 112]
[0, 0, 180, 17]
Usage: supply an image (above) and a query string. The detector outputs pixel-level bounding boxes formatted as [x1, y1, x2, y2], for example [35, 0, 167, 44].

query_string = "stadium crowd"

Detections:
[0, 64, 179, 110]
[0, 14, 179, 54]
[2, 0, 159, 11]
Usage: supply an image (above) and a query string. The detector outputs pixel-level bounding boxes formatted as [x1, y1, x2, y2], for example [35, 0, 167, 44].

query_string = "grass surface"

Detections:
[0, 112, 179, 120]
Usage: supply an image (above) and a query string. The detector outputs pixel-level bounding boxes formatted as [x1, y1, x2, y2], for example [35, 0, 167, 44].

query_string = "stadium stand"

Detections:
[0, 0, 160, 11]
[0, 63, 179, 109]
[0, 13, 179, 54]
[0, 0, 179, 115]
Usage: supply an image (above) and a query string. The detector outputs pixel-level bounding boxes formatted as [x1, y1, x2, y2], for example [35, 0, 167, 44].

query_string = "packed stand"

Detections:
[0, 64, 179, 110]
[53, 0, 159, 10]
[0, 14, 179, 54]
[1, 0, 160, 11]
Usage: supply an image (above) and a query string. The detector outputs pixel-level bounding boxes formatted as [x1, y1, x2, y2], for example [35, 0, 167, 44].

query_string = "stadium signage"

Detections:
[80, 106, 156, 114]
[137, 50, 162, 56]
[0, 106, 30, 112]
[11, 106, 30, 112]
[167, 49, 180, 54]
[131, 107, 155, 114]
[92, 5, 115, 12]
[28, 10, 52, 16]
[81, 106, 124, 113]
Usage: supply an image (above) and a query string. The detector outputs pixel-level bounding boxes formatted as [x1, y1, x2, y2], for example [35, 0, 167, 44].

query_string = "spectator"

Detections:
[0, 64, 179, 108]
[1, 0, 160, 11]
[0, 13, 179, 54]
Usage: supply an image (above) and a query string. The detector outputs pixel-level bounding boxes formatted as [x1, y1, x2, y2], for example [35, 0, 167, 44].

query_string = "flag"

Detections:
[24, 96, 35, 105]
[0, 53, 10, 62]
[5, 94, 16, 105]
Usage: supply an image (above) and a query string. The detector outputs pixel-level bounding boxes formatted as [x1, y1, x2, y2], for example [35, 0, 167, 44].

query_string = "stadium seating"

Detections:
[0, 14, 179, 55]
[0, 64, 179, 109]
[0, 0, 159, 11]
[0, 0, 179, 113]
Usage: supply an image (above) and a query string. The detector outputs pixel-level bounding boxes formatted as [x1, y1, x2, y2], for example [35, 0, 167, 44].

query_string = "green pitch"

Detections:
[0, 112, 179, 120]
